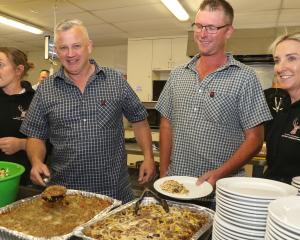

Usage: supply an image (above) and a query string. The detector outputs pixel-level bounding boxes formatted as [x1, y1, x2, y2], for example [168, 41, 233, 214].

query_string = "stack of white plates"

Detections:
[291, 176, 300, 195]
[266, 196, 300, 240]
[212, 177, 298, 240]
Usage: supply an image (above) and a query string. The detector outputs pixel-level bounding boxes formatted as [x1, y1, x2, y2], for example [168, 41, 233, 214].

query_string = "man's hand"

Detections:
[196, 169, 222, 188]
[0, 137, 25, 155]
[138, 158, 156, 185]
[30, 163, 51, 186]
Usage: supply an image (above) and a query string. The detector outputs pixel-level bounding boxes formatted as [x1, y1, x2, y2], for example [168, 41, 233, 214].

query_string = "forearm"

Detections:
[132, 120, 154, 161]
[159, 117, 172, 177]
[26, 138, 47, 166]
[19, 138, 27, 150]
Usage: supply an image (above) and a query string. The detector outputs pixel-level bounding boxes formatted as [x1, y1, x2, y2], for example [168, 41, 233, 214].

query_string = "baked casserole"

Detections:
[0, 192, 114, 238]
[83, 203, 212, 240]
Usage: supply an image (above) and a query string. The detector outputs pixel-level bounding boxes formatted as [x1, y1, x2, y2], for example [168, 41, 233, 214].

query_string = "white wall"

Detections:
[27, 44, 128, 85]
[92, 44, 127, 74]
[250, 64, 274, 90]
[26, 52, 58, 85]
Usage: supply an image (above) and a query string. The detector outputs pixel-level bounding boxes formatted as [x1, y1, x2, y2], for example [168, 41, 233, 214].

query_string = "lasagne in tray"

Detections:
[76, 197, 214, 240]
[0, 190, 120, 239]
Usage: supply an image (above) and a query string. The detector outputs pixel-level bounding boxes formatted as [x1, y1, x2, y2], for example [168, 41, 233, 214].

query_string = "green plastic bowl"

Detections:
[0, 161, 25, 207]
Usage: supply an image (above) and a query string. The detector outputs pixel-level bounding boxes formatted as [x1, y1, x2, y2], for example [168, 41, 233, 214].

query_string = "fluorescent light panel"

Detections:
[161, 0, 189, 21]
[0, 15, 43, 35]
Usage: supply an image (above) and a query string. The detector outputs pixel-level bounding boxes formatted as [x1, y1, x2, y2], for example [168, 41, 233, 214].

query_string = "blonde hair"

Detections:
[269, 32, 300, 54]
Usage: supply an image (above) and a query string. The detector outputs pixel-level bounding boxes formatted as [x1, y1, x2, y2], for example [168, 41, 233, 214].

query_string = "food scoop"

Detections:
[41, 185, 67, 203]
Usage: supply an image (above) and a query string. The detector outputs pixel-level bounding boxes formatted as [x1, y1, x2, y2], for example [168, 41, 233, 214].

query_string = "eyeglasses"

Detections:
[191, 23, 229, 34]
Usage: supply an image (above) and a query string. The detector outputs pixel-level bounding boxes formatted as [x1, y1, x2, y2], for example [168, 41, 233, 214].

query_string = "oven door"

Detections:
[146, 109, 160, 129]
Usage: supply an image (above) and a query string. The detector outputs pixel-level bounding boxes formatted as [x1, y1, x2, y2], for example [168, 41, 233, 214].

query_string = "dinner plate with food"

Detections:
[153, 176, 213, 200]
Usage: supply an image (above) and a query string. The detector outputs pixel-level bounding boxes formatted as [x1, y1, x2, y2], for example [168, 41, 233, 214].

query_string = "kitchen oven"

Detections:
[142, 101, 160, 129]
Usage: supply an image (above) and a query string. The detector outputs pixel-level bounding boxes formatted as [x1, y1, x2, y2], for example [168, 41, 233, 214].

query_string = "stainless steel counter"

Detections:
[125, 142, 267, 177]
[126, 142, 159, 157]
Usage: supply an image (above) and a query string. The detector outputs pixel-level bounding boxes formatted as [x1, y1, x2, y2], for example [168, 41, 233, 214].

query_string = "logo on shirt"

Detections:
[290, 118, 300, 135]
[272, 97, 283, 113]
[100, 100, 107, 106]
[282, 117, 300, 142]
[13, 105, 27, 121]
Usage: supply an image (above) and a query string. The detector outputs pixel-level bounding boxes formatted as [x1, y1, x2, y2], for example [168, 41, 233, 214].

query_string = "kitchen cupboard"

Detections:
[152, 37, 190, 70]
[127, 39, 153, 101]
[127, 36, 188, 101]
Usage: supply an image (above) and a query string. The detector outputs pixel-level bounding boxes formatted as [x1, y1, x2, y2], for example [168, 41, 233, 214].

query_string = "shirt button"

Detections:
[83, 119, 87, 122]
[199, 89, 202, 93]
[194, 108, 198, 112]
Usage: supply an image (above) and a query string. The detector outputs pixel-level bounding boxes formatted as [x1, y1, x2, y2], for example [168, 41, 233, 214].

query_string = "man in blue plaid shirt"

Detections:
[21, 19, 156, 203]
[156, 0, 272, 207]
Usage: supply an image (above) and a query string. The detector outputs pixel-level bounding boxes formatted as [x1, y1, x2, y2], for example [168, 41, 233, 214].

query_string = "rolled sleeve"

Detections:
[238, 71, 273, 130]
[155, 75, 174, 120]
[122, 80, 148, 123]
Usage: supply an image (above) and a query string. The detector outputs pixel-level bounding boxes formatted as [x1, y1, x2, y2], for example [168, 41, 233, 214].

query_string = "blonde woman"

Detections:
[264, 32, 300, 183]
[0, 47, 34, 185]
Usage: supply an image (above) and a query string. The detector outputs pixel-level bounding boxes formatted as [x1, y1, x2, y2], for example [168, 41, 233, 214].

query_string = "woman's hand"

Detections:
[0, 137, 26, 155]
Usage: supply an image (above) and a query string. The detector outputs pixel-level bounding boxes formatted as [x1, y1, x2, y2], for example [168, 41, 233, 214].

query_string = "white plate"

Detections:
[268, 196, 300, 232]
[213, 218, 263, 240]
[217, 190, 270, 211]
[214, 214, 266, 237]
[216, 194, 268, 216]
[267, 217, 298, 240]
[216, 200, 267, 221]
[217, 177, 298, 199]
[292, 176, 300, 185]
[267, 215, 300, 237]
[217, 209, 266, 231]
[213, 224, 242, 240]
[217, 189, 271, 206]
[153, 176, 213, 200]
[216, 205, 267, 227]
[291, 182, 300, 188]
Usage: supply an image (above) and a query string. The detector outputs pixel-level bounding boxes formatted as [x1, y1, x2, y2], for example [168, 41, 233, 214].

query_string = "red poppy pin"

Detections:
[100, 100, 107, 106]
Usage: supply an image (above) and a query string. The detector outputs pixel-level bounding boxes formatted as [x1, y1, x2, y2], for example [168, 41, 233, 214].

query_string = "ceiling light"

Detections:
[0, 15, 43, 35]
[161, 0, 189, 21]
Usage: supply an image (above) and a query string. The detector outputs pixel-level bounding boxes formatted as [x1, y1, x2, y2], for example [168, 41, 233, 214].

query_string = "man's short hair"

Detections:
[40, 69, 50, 74]
[54, 19, 90, 43]
[199, 0, 234, 25]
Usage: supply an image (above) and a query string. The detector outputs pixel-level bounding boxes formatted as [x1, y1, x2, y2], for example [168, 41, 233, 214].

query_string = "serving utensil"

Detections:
[134, 187, 169, 215]
[42, 175, 50, 186]
[41, 184, 67, 203]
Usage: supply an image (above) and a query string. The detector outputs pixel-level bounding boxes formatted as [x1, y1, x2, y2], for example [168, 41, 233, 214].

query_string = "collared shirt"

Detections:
[32, 83, 39, 90]
[20, 59, 148, 203]
[156, 54, 272, 179]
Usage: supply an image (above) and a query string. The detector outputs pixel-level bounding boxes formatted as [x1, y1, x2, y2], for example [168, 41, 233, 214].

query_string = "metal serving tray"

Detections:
[0, 189, 121, 240]
[74, 197, 215, 240]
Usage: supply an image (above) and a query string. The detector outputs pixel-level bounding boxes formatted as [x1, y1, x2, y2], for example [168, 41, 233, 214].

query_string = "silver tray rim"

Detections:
[0, 189, 121, 240]
[74, 196, 215, 240]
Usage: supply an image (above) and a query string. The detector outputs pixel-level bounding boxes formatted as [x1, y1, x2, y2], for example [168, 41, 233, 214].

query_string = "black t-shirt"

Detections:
[0, 81, 35, 185]
[264, 100, 300, 183]
[264, 88, 290, 118]
[263, 88, 291, 139]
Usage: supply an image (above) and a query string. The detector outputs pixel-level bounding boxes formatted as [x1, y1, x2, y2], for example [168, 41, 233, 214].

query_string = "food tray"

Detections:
[0, 189, 121, 240]
[74, 197, 214, 240]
